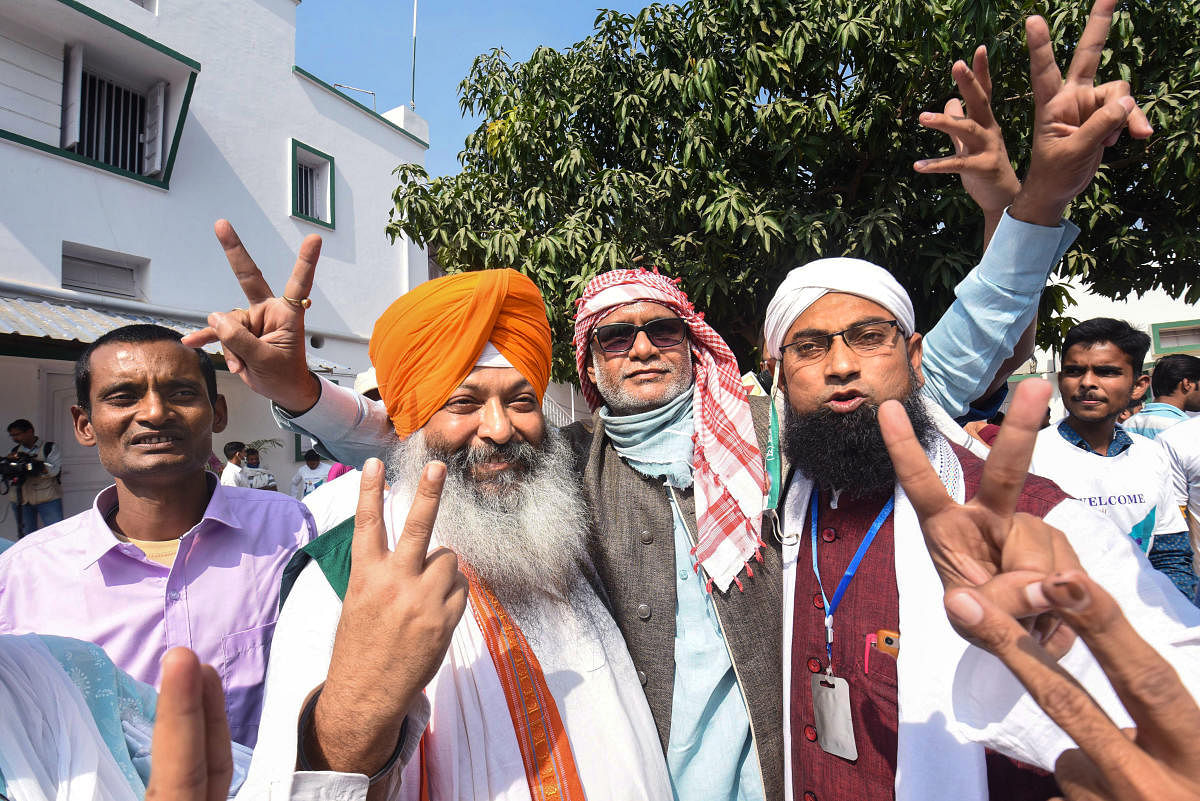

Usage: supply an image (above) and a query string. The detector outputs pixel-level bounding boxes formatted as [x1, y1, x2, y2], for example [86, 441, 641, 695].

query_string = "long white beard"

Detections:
[386, 428, 591, 611]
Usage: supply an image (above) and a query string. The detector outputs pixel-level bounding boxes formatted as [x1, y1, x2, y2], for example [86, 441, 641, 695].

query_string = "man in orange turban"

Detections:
[369, 269, 552, 440]
[224, 268, 671, 801]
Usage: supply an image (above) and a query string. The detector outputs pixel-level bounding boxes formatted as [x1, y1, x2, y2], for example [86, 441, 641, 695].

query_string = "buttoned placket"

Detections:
[162, 532, 195, 652]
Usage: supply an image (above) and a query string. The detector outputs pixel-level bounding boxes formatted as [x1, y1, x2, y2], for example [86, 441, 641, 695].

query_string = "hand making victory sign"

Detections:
[1008, 0, 1152, 227]
[302, 458, 469, 789]
[917, 0, 1152, 232]
[915, 45, 1022, 245]
[879, 379, 1081, 656]
[180, 221, 323, 415]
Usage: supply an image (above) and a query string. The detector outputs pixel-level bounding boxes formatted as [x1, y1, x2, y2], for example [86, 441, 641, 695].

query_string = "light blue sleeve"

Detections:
[272, 376, 398, 468]
[920, 210, 1080, 418]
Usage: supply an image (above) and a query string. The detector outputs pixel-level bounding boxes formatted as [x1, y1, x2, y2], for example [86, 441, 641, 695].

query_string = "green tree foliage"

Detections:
[387, 0, 1200, 380]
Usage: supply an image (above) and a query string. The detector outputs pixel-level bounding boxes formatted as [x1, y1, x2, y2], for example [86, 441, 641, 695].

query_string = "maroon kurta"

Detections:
[789, 445, 1067, 801]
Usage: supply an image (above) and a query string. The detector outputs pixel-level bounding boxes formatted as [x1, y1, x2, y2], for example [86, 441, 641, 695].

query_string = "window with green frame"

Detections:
[291, 139, 335, 229]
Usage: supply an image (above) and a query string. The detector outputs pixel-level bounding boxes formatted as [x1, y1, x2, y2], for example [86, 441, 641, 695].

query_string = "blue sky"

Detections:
[295, 0, 647, 178]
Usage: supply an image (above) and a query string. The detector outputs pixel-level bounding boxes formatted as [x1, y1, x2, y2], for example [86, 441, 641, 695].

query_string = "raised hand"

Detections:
[945, 570, 1200, 801]
[1010, 0, 1153, 226]
[180, 221, 322, 414]
[146, 648, 233, 801]
[305, 458, 468, 777]
[915, 46, 1022, 235]
[879, 378, 1082, 656]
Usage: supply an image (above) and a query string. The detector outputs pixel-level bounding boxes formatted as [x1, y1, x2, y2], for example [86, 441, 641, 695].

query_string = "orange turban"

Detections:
[368, 269, 553, 439]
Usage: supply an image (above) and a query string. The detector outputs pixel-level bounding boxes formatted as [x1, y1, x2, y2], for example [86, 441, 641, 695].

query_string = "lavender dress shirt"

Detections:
[0, 474, 317, 747]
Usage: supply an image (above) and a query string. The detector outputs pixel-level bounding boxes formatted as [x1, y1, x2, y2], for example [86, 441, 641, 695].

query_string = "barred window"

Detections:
[77, 71, 146, 173]
[291, 139, 334, 228]
[60, 44, 167, 178]
[295, 162, 317, 218]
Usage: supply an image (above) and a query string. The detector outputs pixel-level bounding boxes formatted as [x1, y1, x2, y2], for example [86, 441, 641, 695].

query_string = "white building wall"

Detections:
[0, 17, 62, 146]
[0, 0, 428, 358]
[0, 0, 430, 537]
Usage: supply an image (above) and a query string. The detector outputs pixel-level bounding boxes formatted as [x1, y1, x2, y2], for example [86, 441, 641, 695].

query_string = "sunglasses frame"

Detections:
[591, 317, 689, 354]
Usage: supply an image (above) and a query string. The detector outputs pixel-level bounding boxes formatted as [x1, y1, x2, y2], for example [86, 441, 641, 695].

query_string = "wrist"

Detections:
[276, 372, 323, 416]
[306, 683, 409, 775]
[1008, 187, 1067, 228]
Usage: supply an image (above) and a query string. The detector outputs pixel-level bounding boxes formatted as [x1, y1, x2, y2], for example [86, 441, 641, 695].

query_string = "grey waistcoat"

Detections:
[561, 395, 784, 801]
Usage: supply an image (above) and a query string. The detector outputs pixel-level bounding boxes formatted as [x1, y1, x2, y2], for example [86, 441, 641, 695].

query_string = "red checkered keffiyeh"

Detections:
[573, 269, 768, 593]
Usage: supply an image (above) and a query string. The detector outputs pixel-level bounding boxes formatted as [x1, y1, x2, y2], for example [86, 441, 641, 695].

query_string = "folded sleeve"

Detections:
[272, 377, 399, 469]
[920, 210, 1079, 418]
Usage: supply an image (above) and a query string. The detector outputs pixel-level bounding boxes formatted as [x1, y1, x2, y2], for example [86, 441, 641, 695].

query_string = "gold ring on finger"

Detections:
[282, 295, 312, 310]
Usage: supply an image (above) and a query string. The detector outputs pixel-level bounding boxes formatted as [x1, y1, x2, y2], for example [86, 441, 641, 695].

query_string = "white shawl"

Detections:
[782, 434, 1200, 801]
[0, 635, 137, 801]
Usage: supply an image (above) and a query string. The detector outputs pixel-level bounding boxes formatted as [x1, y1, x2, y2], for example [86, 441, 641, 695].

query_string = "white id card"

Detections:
[811, 673, 858, 761]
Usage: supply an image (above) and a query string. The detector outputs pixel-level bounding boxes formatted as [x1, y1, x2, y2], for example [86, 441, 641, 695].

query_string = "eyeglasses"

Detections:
[592, 318, 688, 354]
[780, 320, 901, 365]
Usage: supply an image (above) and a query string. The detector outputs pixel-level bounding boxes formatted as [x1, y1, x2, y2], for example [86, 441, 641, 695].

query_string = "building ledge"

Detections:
[293, 65, 429, 150]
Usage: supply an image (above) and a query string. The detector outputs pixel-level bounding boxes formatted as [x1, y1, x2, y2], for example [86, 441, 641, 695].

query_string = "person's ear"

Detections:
[907, 333, 925, 389]
[71, 406, 96, 448]
[1132, 373, 1151, 401]
[211, 395, 229, 434]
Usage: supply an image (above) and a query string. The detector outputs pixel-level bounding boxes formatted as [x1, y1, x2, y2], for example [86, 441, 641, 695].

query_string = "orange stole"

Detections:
[443, 564, 587, 801]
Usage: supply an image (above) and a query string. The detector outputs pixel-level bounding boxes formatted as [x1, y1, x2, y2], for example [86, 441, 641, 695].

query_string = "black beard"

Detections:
[782, 390, 937, 498]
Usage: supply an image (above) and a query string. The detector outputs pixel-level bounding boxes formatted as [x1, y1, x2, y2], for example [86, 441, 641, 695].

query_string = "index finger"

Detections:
[975, 379, 1052, 516]
[351, 458, 389, 564]
[879, 399, 955, 519]
[1065, 0, 1117, 84]
[214, 219, 273, 305]
[1025, 15, 1064, 111]
[392, 461, 446, 573]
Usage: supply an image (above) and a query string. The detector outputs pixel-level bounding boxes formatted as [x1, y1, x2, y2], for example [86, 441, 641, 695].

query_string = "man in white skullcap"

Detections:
[767, 253, 1200, 801]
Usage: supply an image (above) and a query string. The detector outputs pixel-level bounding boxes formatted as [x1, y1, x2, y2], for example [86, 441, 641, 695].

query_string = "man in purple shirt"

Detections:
[0, 324, 316, 747]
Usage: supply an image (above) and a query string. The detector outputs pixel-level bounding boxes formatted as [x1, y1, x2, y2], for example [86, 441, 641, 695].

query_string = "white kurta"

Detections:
[238, 490, 671, 801]
[780, 435, 1200, 801]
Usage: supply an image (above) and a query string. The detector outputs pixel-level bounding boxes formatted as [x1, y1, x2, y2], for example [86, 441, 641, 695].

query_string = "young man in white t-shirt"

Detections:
[1031, 317, 1196, 603]
[288, 449, 326, 499]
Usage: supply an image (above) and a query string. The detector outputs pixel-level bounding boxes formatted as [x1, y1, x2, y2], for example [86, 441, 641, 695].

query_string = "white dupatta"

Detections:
[782, 435, 990, 801]
[0, 635, 137, 801]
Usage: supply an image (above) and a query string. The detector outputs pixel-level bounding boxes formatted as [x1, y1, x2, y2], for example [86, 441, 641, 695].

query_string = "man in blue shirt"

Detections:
[1124, 353, 1200, 439]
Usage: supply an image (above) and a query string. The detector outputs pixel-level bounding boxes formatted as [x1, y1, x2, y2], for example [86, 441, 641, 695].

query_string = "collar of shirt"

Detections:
[78, 473, 242, 569]
[1139, 402, 1189, 421]
[1056, 419, 1133, 457]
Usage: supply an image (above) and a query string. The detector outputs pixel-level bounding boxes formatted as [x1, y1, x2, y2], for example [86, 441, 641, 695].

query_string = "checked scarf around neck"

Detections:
[573, 269, 768, 593]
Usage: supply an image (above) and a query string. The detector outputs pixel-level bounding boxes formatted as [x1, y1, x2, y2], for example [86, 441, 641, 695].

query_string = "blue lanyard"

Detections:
[810, 491, 895, 672]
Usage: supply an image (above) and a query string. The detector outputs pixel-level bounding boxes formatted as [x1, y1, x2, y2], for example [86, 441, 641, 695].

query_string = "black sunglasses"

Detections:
[592, 318, 688, 353]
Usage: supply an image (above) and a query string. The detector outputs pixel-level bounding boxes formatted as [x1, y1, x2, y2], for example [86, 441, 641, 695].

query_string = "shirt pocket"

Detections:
[220, 621, 276, 746]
